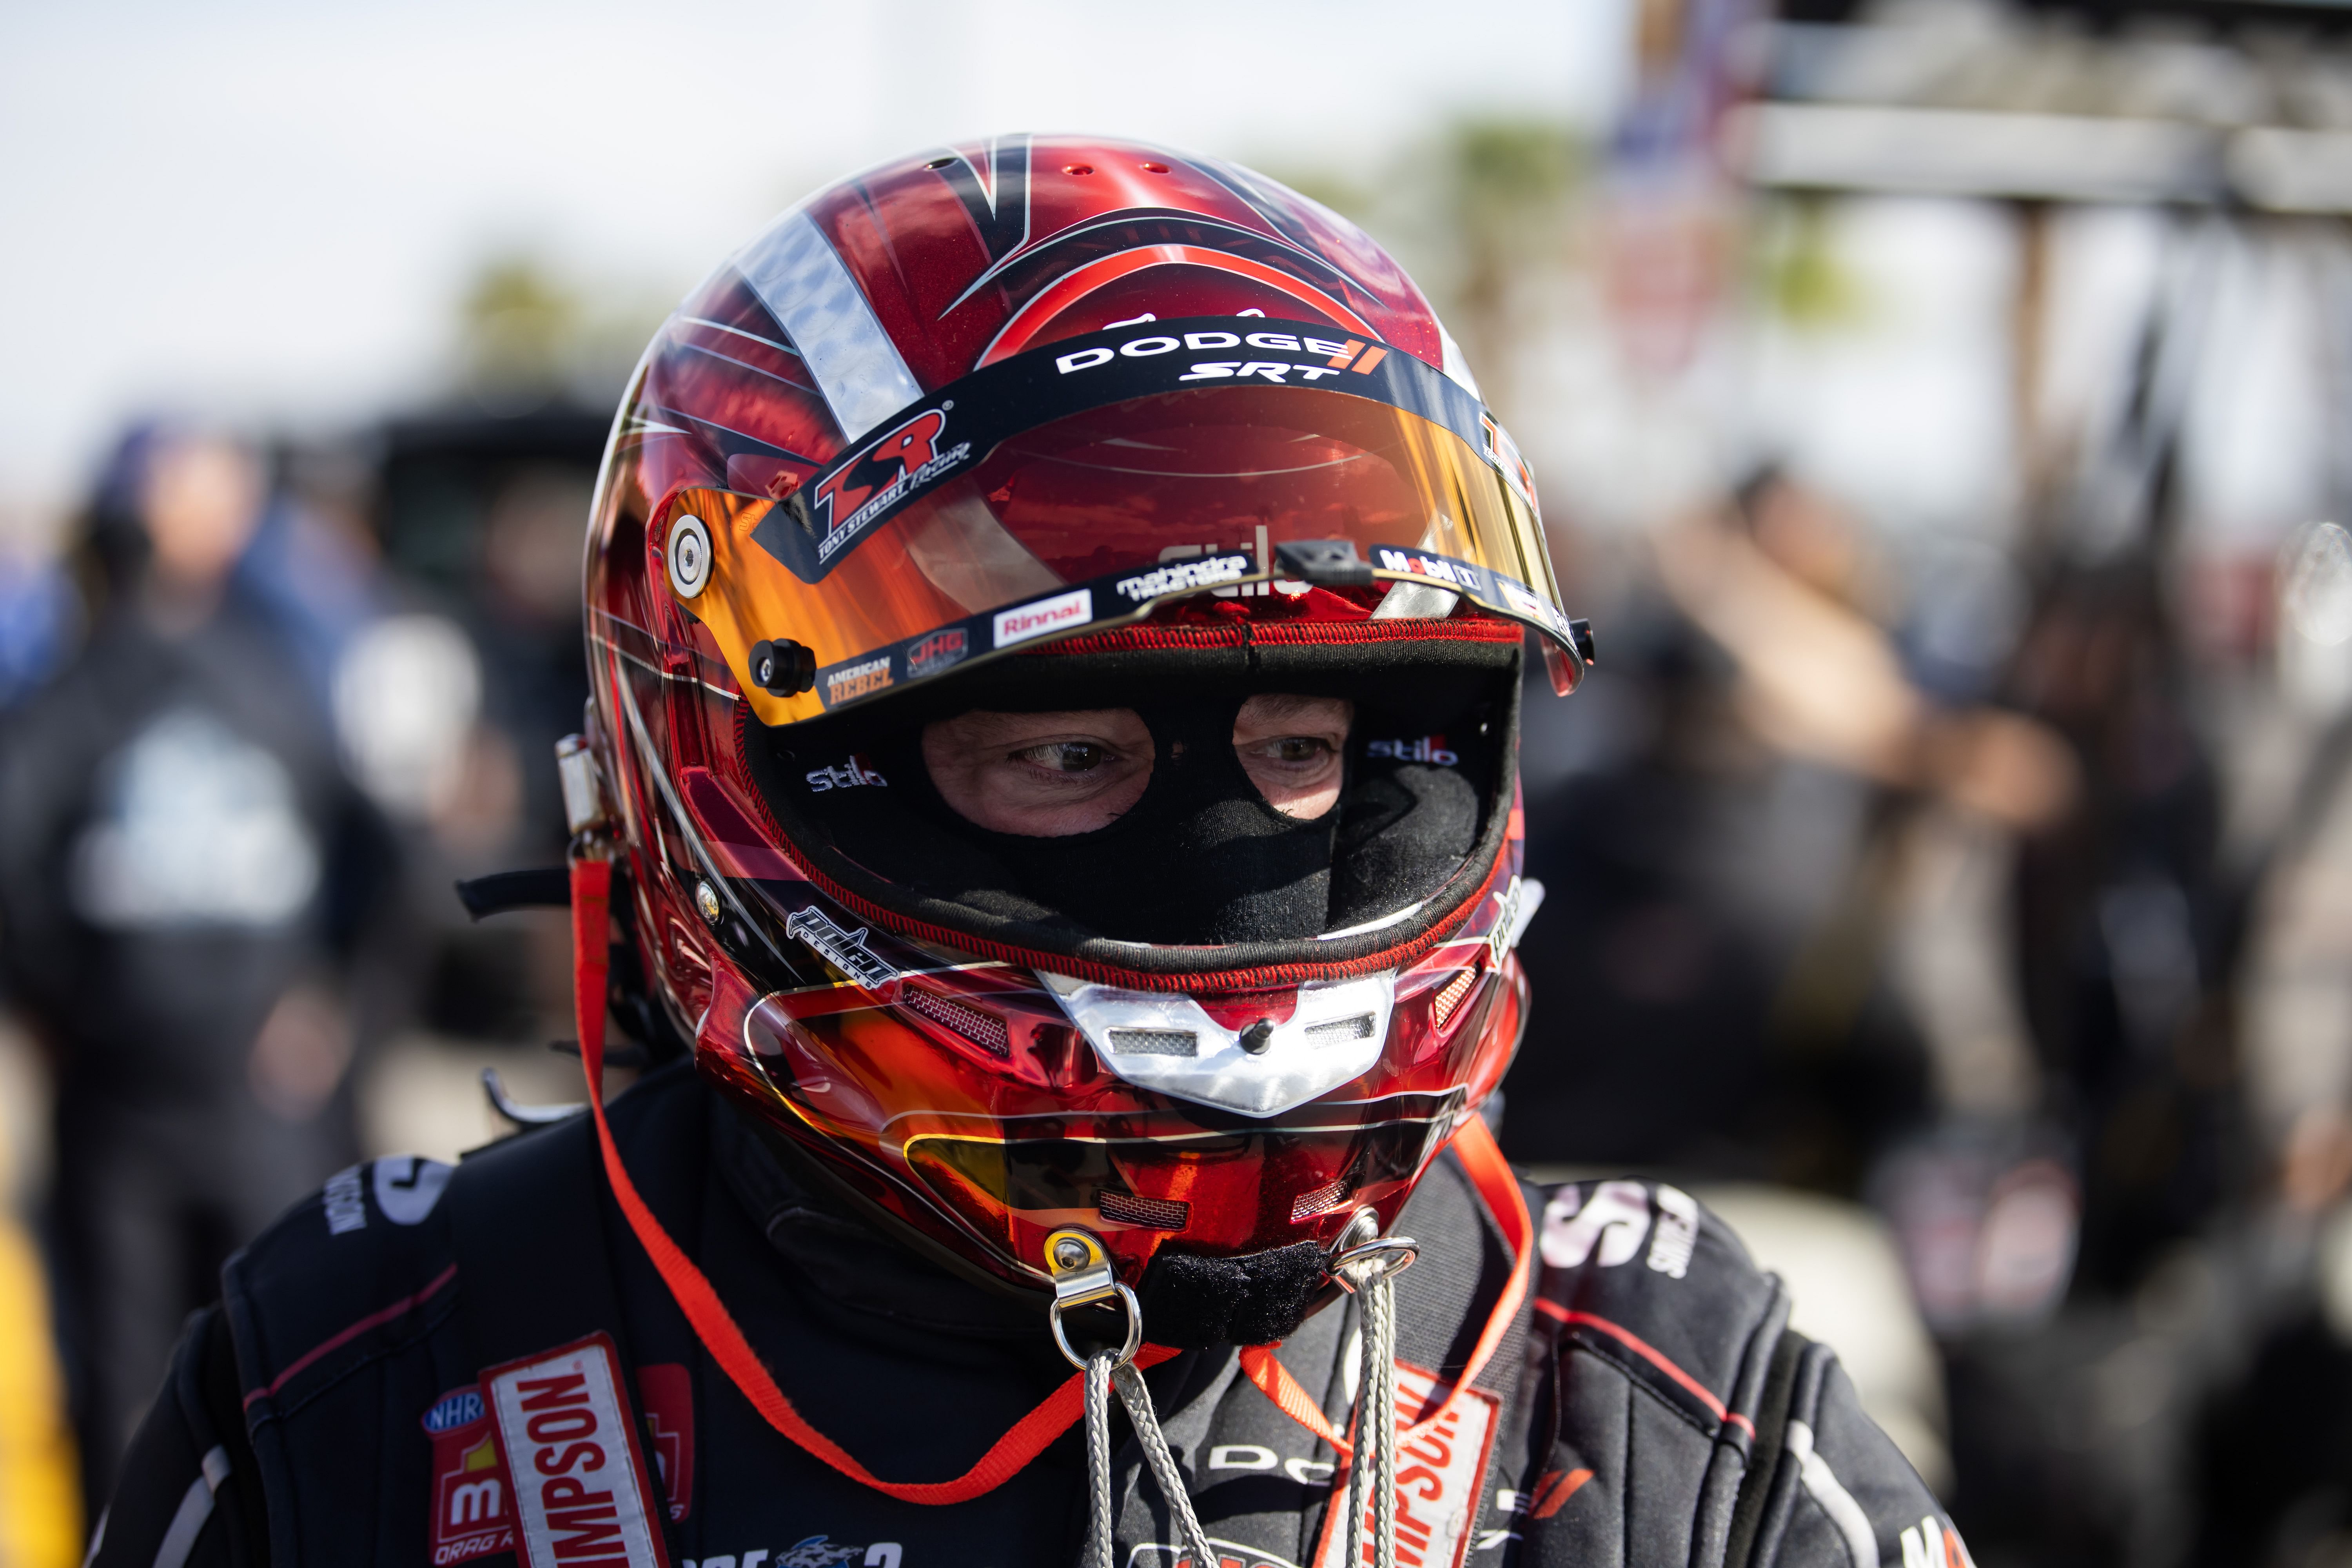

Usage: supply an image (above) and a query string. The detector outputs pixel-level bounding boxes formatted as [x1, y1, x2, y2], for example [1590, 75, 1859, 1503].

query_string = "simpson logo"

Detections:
[1114, 553, 1251, 602]
[905, 627, 969, 677]
[424, 1386, 513, 1566]
[810, 409, 973, 564]
[993, 587, 1093, 648]
[1541, 1180, 1697, 1278]
[1367, 736, 1459, 767]
[824, 657, 893, 704]
[483, 1334, 671, 1568]
[1312, 1361, 1499, 1568]
[785, 906, 900, 993]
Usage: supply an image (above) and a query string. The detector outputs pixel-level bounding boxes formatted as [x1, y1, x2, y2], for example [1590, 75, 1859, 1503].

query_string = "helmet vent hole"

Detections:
[901, 987, 1010, 1056]
[1139, 162, 1169, 173]
[1290, 1180, 1349, 1223]
[1430, 969, 1480, 1028]
[1303, 1014, 1376, 1044]
[1063, 163, 1094, 175]
[924, 156, 956, 169]
[1099, 1190, 1189, 1230]
[1106, 1027, 1197, 1058]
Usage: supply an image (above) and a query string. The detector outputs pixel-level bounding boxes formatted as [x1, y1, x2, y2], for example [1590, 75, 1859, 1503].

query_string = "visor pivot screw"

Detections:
[693, 879, 722, 924]
[749, 639, 817, 697]
[1053, 1236, 1092, 1272]
[665, 514, 713, 600]
[1238, 1019, 1274, 1054]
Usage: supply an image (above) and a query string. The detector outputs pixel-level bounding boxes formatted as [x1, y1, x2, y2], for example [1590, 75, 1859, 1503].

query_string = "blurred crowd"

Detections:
[6, 2, 2352, 1566]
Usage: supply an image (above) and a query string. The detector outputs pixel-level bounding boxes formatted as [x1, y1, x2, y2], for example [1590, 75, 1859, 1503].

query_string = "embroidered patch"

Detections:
[1312, 1360, 1501, 1568]
[424, 1385, 515, 1566]
[484, 1333, 672, 1568]
[634, 1364, 693, 1523]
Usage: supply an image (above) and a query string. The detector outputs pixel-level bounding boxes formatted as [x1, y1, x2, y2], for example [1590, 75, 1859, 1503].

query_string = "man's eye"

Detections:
[1269, 737, 1332, 764]
[1015, 741, 1111, 773]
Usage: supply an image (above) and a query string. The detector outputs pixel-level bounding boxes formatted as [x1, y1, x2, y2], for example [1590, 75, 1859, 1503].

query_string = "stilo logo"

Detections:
[1367, 735, 1459, 767]
[806, 756, 887, 792]
[810, 409, 972, 563]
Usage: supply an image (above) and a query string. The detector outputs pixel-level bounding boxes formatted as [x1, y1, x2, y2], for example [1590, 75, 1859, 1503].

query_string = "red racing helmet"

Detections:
[577, 134, 1586, 1348]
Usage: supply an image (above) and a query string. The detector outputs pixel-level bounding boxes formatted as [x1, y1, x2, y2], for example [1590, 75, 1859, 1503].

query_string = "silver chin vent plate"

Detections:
[1036, 971, 1396, 1118]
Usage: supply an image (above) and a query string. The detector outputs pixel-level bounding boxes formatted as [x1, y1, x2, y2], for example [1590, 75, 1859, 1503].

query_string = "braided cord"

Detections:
[1112, 1361, 1218, 1568]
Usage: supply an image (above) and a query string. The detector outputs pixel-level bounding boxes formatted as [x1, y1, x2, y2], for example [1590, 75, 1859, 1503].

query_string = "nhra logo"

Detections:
[810, 408, 972, 564]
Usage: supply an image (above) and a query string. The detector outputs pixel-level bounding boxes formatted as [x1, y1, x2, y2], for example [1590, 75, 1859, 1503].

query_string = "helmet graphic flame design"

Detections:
[579, 134, 1584, 1345]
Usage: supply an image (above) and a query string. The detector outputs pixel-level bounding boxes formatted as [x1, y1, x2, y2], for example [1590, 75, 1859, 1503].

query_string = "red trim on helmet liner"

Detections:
[1235, 1112, 1530, 1455]
[572, 852, 1183, 1503]
[1029, 610, 1524, 660]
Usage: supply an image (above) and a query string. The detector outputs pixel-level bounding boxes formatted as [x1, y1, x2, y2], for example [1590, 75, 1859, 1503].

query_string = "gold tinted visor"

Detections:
[656, 361, 1574, 726]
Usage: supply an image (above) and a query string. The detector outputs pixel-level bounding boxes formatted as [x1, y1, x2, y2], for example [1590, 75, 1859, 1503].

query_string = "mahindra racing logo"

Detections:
[809, 408, 972, 564]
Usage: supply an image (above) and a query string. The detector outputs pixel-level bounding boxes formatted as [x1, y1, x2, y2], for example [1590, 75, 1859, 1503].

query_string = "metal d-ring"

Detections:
[1328, 1210, 1419, 1294]
[1044, 1225, 1144, 1371]
[1050, 1279, 1144, 1371]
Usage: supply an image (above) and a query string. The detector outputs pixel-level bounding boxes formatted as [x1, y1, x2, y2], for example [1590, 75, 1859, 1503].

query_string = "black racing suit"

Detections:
[93, 1062, 1959, 1568]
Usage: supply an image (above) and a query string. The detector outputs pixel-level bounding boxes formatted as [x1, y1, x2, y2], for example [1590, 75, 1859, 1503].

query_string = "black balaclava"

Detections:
[868, 686, 1341, 945]
[753, 644, 1511, 955]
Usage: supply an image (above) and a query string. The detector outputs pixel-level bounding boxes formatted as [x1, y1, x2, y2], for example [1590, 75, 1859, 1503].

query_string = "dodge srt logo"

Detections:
[811, 409, 969, 562]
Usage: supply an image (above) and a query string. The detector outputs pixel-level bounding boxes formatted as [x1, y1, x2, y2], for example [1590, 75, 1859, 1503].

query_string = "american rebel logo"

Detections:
[483, 1335, 673, 1568]
[809, 407, 972, 564]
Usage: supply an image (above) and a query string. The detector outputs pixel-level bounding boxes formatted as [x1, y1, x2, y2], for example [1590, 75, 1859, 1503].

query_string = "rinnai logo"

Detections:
[806, 756, 887, 792]
[824, 657, 893, 704]
[993, 587, 1092, 648]
[810, 409, 972, 564]
[483, 1335, 670, 1568]
[1367, 735, 1459, 767]
[1312, 1360, 1500, 1568]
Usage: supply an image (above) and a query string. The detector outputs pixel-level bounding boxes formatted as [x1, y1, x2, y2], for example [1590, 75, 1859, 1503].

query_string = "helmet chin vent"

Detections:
[1290, 1179, 1350, 1222]
[1107, 1027, 1198, 1058]
[1098, 1190, 1191, 1230]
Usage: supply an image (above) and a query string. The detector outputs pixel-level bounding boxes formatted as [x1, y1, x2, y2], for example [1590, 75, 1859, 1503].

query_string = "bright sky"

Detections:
[0, 0, 1636, 515]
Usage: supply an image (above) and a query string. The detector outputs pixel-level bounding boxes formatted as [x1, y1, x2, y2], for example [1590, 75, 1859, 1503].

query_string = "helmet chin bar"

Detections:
[1037, 970, 1397, 1118]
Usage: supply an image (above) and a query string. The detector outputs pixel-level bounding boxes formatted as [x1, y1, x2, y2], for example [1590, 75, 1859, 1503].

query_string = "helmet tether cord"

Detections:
[1081, 1354, 1116, 1568]
[1236, 1113, 1531, 1456]
[1111, 1359, 1219, 1568]
[567, 851, 1178, 1505]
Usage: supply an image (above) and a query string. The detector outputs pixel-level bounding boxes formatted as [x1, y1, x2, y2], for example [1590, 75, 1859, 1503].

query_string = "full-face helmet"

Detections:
[579, 134, 1585, 1348]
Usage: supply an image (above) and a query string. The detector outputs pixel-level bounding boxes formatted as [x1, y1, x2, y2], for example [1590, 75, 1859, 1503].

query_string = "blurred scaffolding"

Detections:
[1348, 0, 2352, 1563]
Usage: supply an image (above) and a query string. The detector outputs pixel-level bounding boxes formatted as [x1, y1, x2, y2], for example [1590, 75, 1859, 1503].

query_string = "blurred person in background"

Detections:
[0, 422, 395, 1512]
